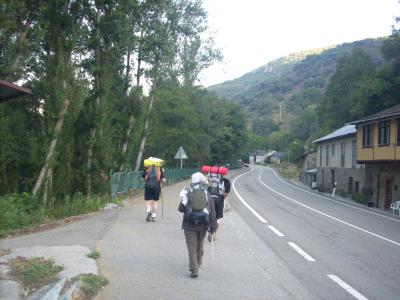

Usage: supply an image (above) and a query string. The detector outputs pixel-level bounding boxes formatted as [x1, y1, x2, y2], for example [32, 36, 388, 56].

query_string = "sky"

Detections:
[200, 0, 400, 87]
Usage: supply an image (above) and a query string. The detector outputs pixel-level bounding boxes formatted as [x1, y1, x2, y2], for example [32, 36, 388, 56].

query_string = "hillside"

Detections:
[209, 38, 385, 130]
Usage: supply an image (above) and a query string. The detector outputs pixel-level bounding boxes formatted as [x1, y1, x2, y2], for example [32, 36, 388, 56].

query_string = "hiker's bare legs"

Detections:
[152, 201, 158, 217]
[145, 201, 152, 213]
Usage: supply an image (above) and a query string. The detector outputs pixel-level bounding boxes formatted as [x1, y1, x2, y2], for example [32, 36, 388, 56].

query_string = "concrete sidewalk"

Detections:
[95, 178, 315, 300]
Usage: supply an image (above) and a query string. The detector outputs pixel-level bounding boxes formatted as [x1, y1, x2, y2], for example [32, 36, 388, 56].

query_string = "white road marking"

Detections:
[258, 169, 400, 247]
[268, 225, 284, 237]
[327, 274, 368, 300]
[268, 167, 400, 223]
[288, 242, 316, 262]
[232, 168, 268, 223]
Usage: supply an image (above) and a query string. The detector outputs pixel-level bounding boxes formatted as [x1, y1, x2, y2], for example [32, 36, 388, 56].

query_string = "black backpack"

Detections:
[144, 166, 160, 189]
[184, 185, 210, 224]
[208, 174, 223, 196]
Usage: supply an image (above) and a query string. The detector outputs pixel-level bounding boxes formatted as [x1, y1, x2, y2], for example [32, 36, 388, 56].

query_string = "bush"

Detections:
[0, 192, 109, 237]
[0, 193, 46, 236]
[354, 192, 366, 205]
[78, 274, 109, 295]
[87, 250, 100, 260]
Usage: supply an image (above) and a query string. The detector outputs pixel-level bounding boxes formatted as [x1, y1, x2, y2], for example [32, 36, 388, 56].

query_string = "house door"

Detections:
[348, 177, 353, 195]
[384, 178, 394, 210]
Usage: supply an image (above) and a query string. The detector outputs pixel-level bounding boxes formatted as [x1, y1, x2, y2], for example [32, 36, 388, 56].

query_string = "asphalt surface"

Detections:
[3, 165, 398, 299]
[232, 166, 400, 300]
[95, 170, 316, 300]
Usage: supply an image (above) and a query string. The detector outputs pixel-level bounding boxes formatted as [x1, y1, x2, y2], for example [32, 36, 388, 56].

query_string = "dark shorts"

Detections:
[144, 188, 161, 201]
[213, 195, 224, 219]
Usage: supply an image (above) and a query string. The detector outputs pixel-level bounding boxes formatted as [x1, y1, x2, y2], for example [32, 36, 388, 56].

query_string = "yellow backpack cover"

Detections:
[144, 157, 164, 167]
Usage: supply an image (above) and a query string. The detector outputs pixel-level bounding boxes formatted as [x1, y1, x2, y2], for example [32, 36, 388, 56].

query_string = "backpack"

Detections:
[208, 174, 224, 196]
[184, 185, 210, 224]
[144, 166, 160, 189]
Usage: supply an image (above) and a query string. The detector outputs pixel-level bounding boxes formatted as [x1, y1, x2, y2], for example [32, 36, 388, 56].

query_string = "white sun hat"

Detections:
[191, 172, 206, 184]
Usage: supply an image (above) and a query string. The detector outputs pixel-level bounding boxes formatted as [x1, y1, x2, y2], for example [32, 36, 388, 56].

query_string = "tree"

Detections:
[318, 48, 376, 132]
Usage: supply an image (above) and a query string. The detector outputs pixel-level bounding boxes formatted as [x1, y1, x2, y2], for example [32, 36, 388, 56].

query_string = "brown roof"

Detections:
[349, 104, 400, 125]
[0, 80, 31, 103]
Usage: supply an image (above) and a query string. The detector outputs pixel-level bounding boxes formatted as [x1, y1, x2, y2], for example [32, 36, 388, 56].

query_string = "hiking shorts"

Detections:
[213, 196, 224, 219]
[144, 187, 161, 201]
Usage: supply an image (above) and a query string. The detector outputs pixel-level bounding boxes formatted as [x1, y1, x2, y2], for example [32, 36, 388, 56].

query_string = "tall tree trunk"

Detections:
[119, 32, 144, 170]
[5, 18, 32, 81]
[86, 9, 101, 198]
[32, 81, 70, 197]
[124, 50, 131, 94]
[134, 82, 156, 171]
[43, 168, 52, 206]
[2, 167, 10, 194]
[87, 126, 96, 198]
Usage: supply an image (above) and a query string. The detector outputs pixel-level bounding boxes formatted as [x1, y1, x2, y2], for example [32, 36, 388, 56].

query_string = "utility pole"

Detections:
[279, 102, 284, 121]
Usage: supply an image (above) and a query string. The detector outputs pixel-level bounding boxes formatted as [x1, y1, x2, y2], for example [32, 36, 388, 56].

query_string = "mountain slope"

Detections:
[209, 38, 386, 128]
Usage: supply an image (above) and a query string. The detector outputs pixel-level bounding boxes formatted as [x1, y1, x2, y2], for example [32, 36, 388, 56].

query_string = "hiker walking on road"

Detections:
[142, 165, 165, 222]
[207, 170, 229, 242]
[178, 172, 217, 278]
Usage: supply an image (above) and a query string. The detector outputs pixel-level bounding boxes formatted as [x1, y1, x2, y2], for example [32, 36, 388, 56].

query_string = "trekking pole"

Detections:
[211, 232, 214, 263]
[161, 189, 164, 219]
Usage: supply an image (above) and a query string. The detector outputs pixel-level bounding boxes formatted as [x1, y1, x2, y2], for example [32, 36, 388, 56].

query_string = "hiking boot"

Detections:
[190, 270, 198, 278]
[208, 233, 213, 242]
[146, 212, 151, 222]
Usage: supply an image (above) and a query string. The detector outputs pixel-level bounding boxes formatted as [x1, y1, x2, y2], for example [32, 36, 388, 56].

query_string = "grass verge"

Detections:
[86, 250, 100, 260]
[0, 193, 110, 238]
[10, 256, 63, 295]
[76, 274, 109, 296]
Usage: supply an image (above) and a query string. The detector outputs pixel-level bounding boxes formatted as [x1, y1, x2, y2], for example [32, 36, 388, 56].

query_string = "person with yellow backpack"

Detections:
[141, 158, 165, 222]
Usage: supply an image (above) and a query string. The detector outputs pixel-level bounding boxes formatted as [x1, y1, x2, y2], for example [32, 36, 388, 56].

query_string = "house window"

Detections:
[319, 146, 322, 166]
[352, 139, 356, 168]
[397, 119, 400, 146]
[325, 144, 329, 166]
[362, 124, 373, 147]
[378, 120, 390, 146]
[341, 142, 345, 167]
[331, 144, 335, 156]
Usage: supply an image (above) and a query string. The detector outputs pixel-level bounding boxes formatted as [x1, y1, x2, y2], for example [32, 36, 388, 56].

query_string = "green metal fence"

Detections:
[109, 167, 200, 200]
[109, 164, 243, 200]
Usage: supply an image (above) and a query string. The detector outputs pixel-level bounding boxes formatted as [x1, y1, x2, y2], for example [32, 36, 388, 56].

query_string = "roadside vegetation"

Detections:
[0, 193, 109, 237]
[10, 256, 63, 296]
[87, 250, 100, 260]
[76, 274, 109, 297]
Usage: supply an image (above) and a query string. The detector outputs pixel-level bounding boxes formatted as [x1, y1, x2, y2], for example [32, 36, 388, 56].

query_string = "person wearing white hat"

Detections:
[178, 172, 217, 278]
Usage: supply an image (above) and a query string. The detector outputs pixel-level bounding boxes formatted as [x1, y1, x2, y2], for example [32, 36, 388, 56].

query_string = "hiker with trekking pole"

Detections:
[202, 164, 230, 242]
[141, 157, 166, 222]
[178, 172, 217, 278]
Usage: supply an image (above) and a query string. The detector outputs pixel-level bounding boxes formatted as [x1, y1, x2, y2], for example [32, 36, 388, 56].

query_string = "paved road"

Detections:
[3, 166, 398, 299]
[95, 169, 316, 299]
[232, 166, 400, 300]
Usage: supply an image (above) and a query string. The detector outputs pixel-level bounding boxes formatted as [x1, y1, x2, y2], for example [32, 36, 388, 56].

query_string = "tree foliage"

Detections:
[0, 0, 242, 202]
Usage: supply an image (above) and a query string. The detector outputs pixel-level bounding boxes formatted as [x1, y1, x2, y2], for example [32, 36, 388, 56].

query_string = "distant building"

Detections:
[249, 150, 267, 164]
[299, 151, 317, 188]
[313, 125, 368, 199]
